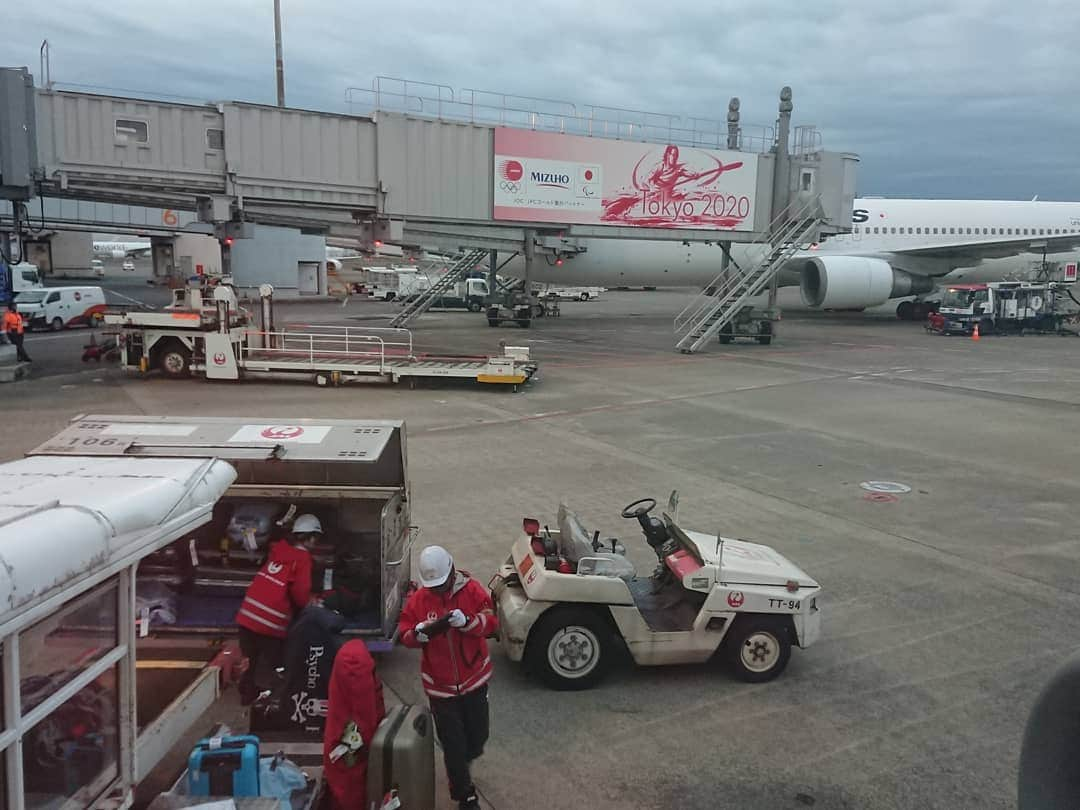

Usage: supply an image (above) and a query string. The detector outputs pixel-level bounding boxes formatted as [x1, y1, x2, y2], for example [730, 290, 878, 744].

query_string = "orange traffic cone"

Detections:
[971, 323, 980, 341]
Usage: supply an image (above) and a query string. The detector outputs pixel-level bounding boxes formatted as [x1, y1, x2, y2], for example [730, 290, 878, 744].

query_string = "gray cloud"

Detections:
[8, 0, 1079, 199]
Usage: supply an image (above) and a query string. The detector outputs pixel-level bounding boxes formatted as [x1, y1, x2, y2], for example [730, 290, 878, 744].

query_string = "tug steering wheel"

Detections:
[621, 498, 657, 519]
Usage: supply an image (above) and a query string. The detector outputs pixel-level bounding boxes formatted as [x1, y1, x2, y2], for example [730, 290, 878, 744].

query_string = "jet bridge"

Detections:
[1, 67, 857, 344]
[1, 68, 856, 248]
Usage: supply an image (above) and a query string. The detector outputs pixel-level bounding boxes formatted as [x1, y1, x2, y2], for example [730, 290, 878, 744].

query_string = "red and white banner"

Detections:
[493, 128, 758, 231]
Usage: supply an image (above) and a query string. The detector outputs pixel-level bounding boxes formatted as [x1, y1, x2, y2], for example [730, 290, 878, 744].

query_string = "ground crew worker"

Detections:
[3, 303, 30, 363]
[235, 513, 320, 704]
[399, 545, 498, 810]
[323, 640, 386, 810]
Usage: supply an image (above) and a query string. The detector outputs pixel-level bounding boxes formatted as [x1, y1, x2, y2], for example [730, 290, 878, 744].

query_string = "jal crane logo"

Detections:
[726, 591, 745, 608]
[261, 425, 304, 440]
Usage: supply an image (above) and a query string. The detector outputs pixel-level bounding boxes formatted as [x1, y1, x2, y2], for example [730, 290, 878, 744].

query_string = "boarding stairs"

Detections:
[673, 198, 823, 353]
[390, 247, 490, 327]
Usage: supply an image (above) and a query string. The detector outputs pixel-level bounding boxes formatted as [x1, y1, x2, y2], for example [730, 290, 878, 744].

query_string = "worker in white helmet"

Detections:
[235, 513, 322, 704]
[399, 545, 499, 810]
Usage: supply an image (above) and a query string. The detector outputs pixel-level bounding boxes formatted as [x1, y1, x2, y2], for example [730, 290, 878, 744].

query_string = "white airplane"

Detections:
[92, 239, 152, 259]
[503, 197, 1080, 319]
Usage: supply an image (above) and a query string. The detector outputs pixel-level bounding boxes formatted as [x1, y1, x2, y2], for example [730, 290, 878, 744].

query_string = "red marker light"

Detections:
[555, 258, 563, 266]
[223, 236, 234, 247]
[523, 518, 540, 535]
[374, 240, 383, 248]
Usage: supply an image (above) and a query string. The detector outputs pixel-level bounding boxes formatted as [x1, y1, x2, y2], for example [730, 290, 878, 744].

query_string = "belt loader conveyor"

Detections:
[103, 282, 537, 389]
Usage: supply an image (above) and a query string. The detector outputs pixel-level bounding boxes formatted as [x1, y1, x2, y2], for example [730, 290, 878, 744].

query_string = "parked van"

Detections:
[16, 285, 107, 330]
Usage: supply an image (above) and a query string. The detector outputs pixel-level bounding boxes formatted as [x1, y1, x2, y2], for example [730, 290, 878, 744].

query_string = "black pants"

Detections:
[238, 627, 285, 704]
[430, 685, 489, 801]
[7, 332, 29, 363]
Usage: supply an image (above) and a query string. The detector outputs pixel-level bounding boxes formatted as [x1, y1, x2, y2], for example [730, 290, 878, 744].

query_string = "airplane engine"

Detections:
[326, 258, 342, 272]
[111, 249, 127, 259]
[799, 256, 934, 309]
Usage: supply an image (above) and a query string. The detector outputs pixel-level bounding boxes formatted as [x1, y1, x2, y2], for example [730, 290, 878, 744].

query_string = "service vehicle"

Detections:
[539, 285, 606, 301]
[934, 281, 1071, 335]
[2, 260, 44, 293]
[104, 279, 536, 388]
[412, 276, 489, 312]
[16, 284, 107, 330]
[715, 305, 778, 346]
[91, 258, 106, 277]
[123, 258, 136, 271]
[491, 493, 821, 689]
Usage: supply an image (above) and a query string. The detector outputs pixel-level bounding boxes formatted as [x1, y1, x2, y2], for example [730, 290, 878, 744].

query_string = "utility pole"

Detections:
[273, 0, 286, 107]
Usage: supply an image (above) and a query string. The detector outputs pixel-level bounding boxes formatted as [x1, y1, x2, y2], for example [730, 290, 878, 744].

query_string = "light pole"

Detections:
[273, 0, 285, 107]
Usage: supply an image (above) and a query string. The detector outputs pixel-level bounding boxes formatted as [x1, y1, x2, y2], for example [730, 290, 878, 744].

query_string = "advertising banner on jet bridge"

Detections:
[493, 128, 758, 231]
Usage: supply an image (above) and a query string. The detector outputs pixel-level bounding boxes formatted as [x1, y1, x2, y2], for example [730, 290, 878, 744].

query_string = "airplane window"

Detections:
[949, 227, 955, 234]
[115, 119, 149, 143]
[932, 228, 938, 234]
[891, 227, 896, 234]
[1039, 228, 1045, 235]
[916, 227, 922, 234]
[991, 228, 997, 235]
[983, 228, 988, 234]
[874, 227, 880, 234]
[1055, 228, 1061, 234]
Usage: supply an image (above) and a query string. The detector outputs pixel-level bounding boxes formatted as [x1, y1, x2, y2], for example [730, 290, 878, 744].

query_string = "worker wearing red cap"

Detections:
[398, 545, 498, 810]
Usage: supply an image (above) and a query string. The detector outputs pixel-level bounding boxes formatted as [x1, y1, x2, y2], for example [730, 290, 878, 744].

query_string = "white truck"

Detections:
[411, 277, 489, 312]
[933, 281, 1072, 335]
[3, 260, 44, 293]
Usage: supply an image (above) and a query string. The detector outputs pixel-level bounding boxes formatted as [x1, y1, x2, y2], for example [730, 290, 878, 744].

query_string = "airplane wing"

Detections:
[888, 232, 1080, 263]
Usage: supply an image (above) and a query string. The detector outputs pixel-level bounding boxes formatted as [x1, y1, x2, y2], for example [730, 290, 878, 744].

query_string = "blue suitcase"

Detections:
[187, 734, 261, 797]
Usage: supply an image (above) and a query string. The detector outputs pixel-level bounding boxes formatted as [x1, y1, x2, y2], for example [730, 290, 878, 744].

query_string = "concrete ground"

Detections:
[3, 288, 1078, 810]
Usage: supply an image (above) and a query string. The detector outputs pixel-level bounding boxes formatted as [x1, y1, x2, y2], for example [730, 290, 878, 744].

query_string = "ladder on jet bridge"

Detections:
[674, 198, 823, 354]
[390, 248, 491, 328]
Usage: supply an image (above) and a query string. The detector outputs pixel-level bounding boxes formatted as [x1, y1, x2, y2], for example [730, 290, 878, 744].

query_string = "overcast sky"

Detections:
[8, 0, 1079, 200]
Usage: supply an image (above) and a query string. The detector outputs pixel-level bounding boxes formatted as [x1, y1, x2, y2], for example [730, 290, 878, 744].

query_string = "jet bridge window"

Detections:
[114, 119, 149, 144]
[206, 128, 225, 150]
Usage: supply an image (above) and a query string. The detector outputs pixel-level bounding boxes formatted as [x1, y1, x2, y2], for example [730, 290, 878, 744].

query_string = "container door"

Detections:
[380, 492, 411, 639]
[298, 262, 320, 295]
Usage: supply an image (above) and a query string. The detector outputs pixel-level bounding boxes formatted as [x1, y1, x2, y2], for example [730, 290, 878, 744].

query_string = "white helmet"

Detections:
[292, 514, 323, 534]
[418, 545, 453, 588]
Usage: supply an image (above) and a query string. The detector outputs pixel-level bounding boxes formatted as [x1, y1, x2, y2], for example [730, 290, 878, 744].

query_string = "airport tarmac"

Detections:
[3, 289, 1078, 809]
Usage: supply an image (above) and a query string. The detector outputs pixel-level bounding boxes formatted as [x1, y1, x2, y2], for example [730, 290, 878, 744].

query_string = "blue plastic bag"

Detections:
[259, 756, 307, 810]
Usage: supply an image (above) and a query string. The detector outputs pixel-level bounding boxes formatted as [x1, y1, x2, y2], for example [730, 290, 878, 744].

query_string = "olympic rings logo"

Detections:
[499, 181, 521, 193]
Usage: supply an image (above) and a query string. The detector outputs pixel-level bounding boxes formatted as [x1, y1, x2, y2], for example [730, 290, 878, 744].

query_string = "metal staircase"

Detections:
[673, 197, 823, 354]
[390, 247, 490, 328]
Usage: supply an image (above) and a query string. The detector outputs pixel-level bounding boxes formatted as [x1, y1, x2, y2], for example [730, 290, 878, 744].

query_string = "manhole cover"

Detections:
[860, 481, 911, 494]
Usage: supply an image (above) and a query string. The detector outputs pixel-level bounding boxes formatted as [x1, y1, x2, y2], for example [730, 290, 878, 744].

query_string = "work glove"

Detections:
[448, 609, 468, 628]
[414, 622, 430, 644]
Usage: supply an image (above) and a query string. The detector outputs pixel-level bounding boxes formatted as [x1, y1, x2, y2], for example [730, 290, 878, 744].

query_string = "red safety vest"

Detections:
[398, 572, 498, 698]
[235, 539, 313, 638]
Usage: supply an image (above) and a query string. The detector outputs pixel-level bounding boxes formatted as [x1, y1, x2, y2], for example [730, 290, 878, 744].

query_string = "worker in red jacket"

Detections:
[323, 640, 386, 810]
[399, 546, 498, 810]
[235, 514, 320, 704]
